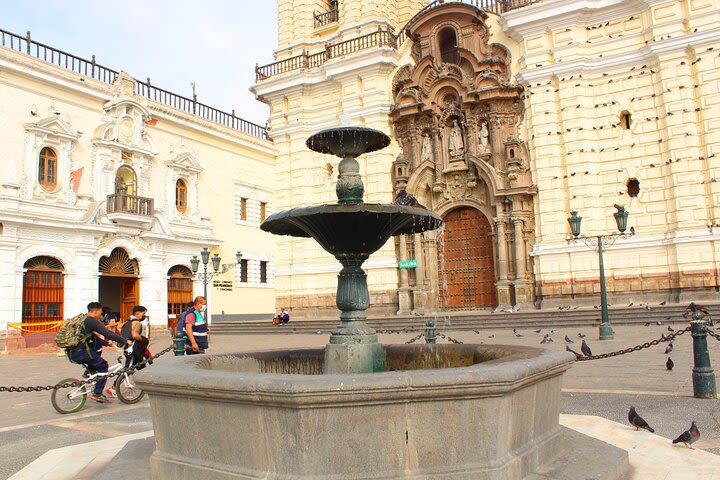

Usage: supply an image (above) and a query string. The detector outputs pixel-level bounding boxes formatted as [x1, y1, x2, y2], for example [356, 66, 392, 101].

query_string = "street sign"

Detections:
[399, 259, 418, 269]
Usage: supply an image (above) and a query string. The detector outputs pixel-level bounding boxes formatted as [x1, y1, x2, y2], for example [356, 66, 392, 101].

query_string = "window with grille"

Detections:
[176, 179, 188, 213]
[260, 202, 267, 222]
[240, 259, 249, 282]
[240, 197, 248, 220]
[38, 147, 58, 190]
[260, 261, 268, 283]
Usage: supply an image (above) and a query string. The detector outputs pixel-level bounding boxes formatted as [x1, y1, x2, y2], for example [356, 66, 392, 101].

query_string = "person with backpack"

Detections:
[181, 296, 208, 355]
[60, 302, 131, 404]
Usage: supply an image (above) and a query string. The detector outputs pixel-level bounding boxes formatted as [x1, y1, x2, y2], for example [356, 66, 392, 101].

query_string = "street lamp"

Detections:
[190, 248, 243, 300]
[566, 205, 634, 340]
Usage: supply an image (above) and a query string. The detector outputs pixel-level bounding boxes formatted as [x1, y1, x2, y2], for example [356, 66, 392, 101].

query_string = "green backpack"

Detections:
[55, 314, 90, 350]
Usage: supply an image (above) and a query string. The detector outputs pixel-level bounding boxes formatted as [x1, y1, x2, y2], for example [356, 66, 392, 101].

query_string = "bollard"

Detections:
[173, 331, 186, 356]
[691, 311, 717, 399]
[425, 319, 436, 344]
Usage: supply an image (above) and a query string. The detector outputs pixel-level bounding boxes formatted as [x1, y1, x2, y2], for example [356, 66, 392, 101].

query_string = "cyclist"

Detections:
[68, 302, 131, 404]
[121, 306, 152, 369]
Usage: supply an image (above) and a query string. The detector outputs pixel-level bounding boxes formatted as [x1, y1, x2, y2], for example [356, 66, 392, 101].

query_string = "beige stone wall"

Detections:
[505, 0, 720, 303]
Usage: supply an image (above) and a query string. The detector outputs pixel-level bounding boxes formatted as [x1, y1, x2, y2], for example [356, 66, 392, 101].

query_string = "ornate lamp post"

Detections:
[190, 247, 243, 302]
[566, 206, 634, 340]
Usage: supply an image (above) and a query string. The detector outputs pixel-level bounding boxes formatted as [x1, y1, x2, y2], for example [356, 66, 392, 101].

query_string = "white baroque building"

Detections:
[0, 31, 277, 335]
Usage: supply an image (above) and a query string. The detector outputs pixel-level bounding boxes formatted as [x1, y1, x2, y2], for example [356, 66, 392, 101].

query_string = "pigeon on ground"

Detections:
[668, 326, 674, 332]
[656, 321, 662, 325]
[566, 345, 583, 359]
[593, 305, 599, 309]
[629, 302, 634, 307]
[581, 339, 592, 357]
[394, 190, 426, 208]
[565, 335, 573, 343]
[659, 301, 666, 305]
[534, 329, 542, 333]
[540, 334, 554, 344]
[473, 330, 480, 334]
[628, 406, 655, 432]
[666, 357, 674, 371]
[550, 330, 556, 334]
[515, 332, 523, 338]
[513, 328, 518, 334]
[488, 334, 495, 338]
[644, 322, 651, 327]
[644, 304, 652, 311]
[665, 342, 673, 355]
[673, 422, 700, 449]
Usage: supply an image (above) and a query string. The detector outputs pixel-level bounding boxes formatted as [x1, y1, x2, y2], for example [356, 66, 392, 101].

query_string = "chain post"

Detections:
[425, 319, 436, 344]
[174, 331, 186, 356]
[691, 311, 717, 399]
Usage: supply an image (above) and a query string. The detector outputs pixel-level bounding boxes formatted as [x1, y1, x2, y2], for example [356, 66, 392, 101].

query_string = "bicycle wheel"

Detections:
[114, 373, 145, 404]
[51, 378, 87, 414]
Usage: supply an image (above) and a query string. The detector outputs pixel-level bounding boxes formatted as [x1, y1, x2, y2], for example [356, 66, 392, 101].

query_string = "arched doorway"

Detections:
[98, 248, 139, 321]
[167, 265, 193, 334]
[439, 207, 496, 309]
[22, 256, 64, 334]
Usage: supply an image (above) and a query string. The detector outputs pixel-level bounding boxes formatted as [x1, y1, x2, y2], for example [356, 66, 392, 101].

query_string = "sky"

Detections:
[1, 0, 278, 125]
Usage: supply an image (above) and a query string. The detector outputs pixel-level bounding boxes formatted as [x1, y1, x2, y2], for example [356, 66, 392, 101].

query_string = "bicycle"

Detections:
[51, 354, 145, 414]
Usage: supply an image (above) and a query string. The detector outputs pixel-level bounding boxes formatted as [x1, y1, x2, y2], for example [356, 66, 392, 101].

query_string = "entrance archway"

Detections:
[167, 265, 193, 333]
[98, 247, 139, 321]
[439, 207, 496, 309]
[22, 256, 64, 334]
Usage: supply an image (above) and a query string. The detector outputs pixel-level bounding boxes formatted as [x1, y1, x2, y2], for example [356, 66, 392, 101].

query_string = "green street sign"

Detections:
[399, 259, 418, 269]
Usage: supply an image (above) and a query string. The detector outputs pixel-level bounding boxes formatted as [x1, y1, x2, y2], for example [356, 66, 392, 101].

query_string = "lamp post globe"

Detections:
[614, 209, 629, 233]
[211, 253, 221, 272]
[568, 210, 582, 238]
[190, 256, 199, 274]
[235, 251, 243, 264]
[200, 247, 210, 266]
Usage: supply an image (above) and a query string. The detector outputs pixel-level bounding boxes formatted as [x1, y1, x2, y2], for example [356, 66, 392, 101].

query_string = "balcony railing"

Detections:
[256, 0, 539, 82]
[0, 28, 268, 140]
[256, 28, 396, 81]
[314, 8, 338, 28]
[107, 194, 154, 216]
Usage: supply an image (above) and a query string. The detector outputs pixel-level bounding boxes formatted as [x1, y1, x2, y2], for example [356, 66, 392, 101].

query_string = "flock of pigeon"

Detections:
[629, 406, 701, 449]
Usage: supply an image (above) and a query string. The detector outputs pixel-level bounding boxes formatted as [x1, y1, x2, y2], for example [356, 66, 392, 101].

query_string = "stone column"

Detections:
[425, 231, 440, 310]
[512, 217, 533, 310]
[495, 217, 512, 309]
[397, 235, 412, 314]
[432, 128, 443, 186]
[412, 233, 428, 312]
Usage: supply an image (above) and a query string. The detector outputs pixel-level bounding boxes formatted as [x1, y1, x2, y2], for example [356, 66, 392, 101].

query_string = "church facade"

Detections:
[254, 0, 720, 317]
[0, 32, 277, 335]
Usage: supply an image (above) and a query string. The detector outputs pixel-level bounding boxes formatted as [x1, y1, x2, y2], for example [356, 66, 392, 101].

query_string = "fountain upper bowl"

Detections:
[306, 126, 391, 158]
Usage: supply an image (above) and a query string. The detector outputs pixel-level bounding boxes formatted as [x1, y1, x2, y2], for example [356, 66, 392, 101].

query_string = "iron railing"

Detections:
[0, 28, 268, 140]
[256, 0, 539, 81]
[107, 193, 154, 216]
[256, 28, 396, 81]
[314, 8, 339, 28]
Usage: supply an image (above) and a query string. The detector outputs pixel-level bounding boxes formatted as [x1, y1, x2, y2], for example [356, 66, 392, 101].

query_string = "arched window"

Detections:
[439, 28, 459, 64]
[38, 147, 58, 190]
[620, 111, 632, 130]
[22, 256, 64, 334]
[176, 179, 188, 213]
[115, 165, 137, 196]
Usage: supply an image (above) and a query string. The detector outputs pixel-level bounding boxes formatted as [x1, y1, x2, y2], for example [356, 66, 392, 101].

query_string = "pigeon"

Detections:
[581, 339, 592, 357]
[515, 332, 523, 338]
[630, 226, 636, 235]
[566, 345, 583, 359]
[656, 321, 662, 326]
[666, 357, 674, 370]
[673, 421, 700, 449]
[628, 302, 634, 307]
[659, 301, 666, 305]
[628, 406, 655, 432]
[540, 334, 554, 344]
[488, 334, 495, 338]
[667, 326, 674, 332]
[473, 330, 480, 334]
[665, 342, 673, 354]
[593, 305, 599, 309]
[565, 335, 573, 343]
[550, 330, 556, 334]
[534, 329, 542, 333]
[577, 332, 586, 338]
[644, 322, 651, 327]
[644, 304, 652, 311]
[394, 190, 426, 209]
[513, 328, 518, 334]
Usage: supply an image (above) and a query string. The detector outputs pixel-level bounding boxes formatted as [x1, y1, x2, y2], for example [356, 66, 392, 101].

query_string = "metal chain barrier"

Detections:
[574, 327, 691, 361]
[0, 344, 174, 393]
[436, 332, 464, 344]
[707, 329, 720, 341]
[405, 333, 425, 344]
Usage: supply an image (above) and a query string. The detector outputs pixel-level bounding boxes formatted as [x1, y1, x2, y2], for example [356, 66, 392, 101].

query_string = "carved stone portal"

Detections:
[391, 2, 536, 312]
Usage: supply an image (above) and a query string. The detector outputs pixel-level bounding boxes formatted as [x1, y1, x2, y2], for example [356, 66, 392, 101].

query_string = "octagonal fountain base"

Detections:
[136, 345, 629, 480]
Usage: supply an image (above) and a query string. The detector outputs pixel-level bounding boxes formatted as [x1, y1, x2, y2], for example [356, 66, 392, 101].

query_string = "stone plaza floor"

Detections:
[0, 322, 718, 478]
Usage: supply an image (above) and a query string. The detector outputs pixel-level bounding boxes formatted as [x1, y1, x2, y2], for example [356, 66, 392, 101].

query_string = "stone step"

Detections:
[95, 437, 154, 480]
[210, 304, 718, 335]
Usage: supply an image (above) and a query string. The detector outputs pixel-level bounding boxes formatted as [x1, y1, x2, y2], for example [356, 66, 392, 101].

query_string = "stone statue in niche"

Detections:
[420, 133, 433, 164]
[478, 122, 490, 154]
[448, 120, 465, 160]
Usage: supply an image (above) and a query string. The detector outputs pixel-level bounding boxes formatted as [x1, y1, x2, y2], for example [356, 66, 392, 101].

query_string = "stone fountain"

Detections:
[136, 127, 629, 479]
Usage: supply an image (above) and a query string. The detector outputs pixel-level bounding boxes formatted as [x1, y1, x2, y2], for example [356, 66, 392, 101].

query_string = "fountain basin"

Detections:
[135, 345, 627, 480]
[261, 203, 442, 257]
